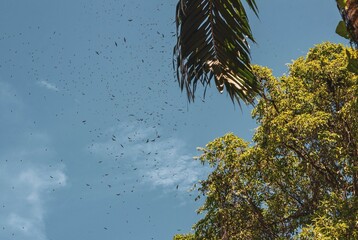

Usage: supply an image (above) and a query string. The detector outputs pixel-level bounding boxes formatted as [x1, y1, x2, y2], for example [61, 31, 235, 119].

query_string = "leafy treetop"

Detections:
[174, 42, 358, 240]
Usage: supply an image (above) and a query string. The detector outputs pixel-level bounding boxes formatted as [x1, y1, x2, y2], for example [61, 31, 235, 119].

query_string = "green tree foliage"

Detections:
[174, 43, 358, 239]
[173, 233, 195, 240]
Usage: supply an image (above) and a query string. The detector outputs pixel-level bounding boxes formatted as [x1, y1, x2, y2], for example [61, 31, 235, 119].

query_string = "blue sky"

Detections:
[0, 0, 346, 239]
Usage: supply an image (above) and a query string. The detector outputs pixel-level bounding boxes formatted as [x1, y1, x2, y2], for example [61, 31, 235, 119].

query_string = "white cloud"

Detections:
[0, 133, 67, 240]
[37, 80, 59, 91]
[88, 123, 207, 192]
[0, 81, 22, 105]
[7, 214, 46, 240]
[0, 81, 66, 240]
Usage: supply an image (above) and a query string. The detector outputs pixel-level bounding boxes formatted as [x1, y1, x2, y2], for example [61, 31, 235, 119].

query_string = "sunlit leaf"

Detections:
[336, 21, 350, 39]
[337, 0, 347, 9]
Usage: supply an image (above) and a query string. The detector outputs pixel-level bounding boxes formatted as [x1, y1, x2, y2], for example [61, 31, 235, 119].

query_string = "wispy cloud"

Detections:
[0, 81, 22, 105]
[7, 213, 46, 240]
[88, 122, 207, 192]
[37, 80, 59, 91]
[0, 132, 67, 240]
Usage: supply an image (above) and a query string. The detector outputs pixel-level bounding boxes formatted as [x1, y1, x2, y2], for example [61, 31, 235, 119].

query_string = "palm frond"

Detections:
[174, 0, 260, 104]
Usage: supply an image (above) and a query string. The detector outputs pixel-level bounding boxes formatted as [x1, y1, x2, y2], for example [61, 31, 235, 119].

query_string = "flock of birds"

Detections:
[0, 1, 201, 239]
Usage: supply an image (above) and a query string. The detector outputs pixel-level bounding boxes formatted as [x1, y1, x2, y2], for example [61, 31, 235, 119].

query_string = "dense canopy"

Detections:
[174, 42, 358, 239]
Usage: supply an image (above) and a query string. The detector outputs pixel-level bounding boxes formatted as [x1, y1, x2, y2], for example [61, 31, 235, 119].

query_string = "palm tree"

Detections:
[173, 0, 260, 105]
[174, 0, 357, 105]
[337, 0, 358, 47]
